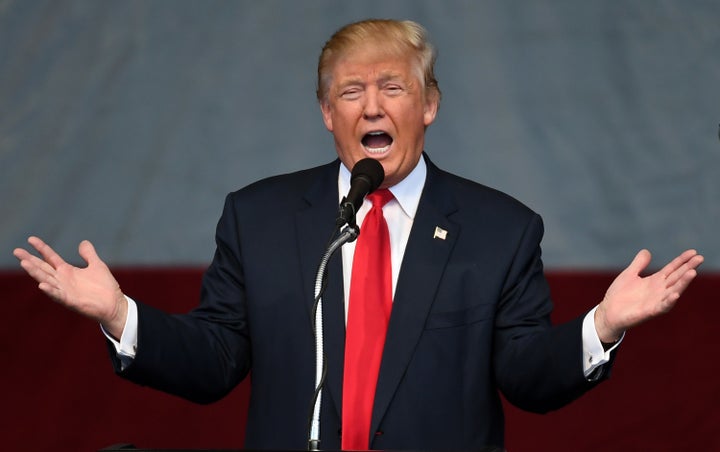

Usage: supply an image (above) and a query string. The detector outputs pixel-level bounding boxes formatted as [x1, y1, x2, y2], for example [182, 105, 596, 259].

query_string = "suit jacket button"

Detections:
[375, 431, 384, 436]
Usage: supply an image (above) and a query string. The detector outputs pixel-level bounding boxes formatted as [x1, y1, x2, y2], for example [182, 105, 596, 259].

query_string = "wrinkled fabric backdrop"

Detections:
[1, 0, 718, 270]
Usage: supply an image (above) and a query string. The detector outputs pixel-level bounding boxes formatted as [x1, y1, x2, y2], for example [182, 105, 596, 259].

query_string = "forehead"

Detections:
[330, 44, 419, 83]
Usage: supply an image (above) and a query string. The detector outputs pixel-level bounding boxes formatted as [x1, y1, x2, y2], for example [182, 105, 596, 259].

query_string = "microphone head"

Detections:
[350, 158, 385, 193]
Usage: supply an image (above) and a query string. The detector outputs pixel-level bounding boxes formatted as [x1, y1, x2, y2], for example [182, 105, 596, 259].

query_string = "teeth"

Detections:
[364, 145, 390, 154]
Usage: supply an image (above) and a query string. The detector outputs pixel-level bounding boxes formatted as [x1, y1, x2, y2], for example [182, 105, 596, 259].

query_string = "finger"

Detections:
[37, 281, 67, 304]
[625, 249, 652, 276]
[13, 247, 32, 261]
[663, 252, 703, 286]
[657, 292, 681, 315]
[14, 245, 58, 277]
[27, 236, 68, 270]
[18, 256, 60, 287]
[78, 240, 102, 266]
[661, 249, 699, 275]
[667, 267, 699, 297]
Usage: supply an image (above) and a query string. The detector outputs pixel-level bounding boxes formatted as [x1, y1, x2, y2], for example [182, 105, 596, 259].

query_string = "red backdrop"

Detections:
[2, 269, 718, 451]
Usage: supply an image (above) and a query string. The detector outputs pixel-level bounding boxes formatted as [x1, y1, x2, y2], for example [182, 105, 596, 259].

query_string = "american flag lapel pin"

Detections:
[433, 226, 448, 240]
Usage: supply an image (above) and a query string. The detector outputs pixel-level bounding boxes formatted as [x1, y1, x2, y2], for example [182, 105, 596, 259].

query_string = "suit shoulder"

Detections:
[433, 166, 539, 220]
[226, 160, 338, 204]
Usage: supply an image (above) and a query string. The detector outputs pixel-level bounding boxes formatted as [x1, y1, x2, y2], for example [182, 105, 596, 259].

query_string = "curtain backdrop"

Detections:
[3, 269, 717, 451]
[1, 0, 718, 269]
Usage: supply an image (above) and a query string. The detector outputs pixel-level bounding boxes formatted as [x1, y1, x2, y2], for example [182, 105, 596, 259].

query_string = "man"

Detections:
[14, 19, 703, 450]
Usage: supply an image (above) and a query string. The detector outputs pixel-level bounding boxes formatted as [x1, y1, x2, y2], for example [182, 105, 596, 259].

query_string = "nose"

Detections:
[362, 88, 384, 119]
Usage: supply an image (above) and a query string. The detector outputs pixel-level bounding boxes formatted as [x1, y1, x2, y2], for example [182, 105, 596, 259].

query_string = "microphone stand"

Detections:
[308, 221, 359, 451]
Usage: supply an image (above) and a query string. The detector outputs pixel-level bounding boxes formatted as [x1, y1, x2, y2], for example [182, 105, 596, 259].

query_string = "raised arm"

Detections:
[13, 236, 128, 338]
[594, 249, 704, 342]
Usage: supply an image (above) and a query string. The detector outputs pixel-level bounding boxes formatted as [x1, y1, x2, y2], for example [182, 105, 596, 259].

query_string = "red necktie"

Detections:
[342, 188, 394, 450]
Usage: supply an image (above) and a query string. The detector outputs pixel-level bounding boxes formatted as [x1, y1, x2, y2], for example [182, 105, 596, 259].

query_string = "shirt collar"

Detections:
[338, 156, 426, 220]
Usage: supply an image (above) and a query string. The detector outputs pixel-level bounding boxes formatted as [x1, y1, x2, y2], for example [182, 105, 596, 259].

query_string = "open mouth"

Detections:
[361, 131, 393, 154]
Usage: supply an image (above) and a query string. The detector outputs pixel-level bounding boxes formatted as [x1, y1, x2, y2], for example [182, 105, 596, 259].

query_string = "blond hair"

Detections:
[316, 19, 441, 104]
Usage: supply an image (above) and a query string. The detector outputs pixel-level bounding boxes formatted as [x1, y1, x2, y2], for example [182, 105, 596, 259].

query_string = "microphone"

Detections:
[336, 158, 385, 227]
[308, 158, 383, 450]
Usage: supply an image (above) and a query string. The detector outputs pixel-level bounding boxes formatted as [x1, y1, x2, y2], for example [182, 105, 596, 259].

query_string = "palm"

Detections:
[13, 237, 125, 329]
[52, 253, 121, 319]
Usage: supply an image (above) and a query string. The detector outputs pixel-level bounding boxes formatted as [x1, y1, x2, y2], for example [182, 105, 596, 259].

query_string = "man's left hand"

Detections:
[594, 249, 704, 343]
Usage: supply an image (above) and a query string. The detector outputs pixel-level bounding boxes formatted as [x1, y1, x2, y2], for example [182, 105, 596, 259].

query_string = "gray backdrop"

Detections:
[1, 0, 718, 269]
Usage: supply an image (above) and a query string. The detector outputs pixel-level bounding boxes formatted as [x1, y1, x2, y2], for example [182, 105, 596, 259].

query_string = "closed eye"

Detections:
[340, 87, 363, 100]
[384, 85, 404, 96]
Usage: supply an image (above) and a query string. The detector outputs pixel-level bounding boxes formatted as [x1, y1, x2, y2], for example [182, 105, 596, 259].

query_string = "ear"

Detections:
[423, 90, 439, 127]
[320, 101, 333, 132]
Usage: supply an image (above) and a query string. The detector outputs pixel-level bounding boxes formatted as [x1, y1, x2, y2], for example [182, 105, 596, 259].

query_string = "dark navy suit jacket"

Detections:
[113, 154, 608, 449]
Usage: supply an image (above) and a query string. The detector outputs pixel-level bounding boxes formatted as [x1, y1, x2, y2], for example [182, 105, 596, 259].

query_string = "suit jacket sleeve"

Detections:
[492, 213, 606, 412]
[109, 193, 252, 404]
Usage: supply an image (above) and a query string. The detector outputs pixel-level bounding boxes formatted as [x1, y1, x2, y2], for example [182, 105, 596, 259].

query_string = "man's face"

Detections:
[320, 45, 438, 187]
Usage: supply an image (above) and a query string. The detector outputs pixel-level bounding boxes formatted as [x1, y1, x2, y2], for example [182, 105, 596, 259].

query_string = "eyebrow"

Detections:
[336, 78, 365, 89]
[377, 73, 405, 85]
[336, 71, 407, 88]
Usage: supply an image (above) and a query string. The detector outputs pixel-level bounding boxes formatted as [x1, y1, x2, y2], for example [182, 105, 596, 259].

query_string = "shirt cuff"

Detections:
[582, 305, 623, 378]
[100, 295, 138, 367]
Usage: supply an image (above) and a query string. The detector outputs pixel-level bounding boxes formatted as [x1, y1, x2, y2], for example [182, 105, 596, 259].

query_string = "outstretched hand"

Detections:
[13, 236, 128, 339]
[595, 249, 704, 342]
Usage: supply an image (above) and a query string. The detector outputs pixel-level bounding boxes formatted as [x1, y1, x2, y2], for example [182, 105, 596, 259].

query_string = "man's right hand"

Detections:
[13, 236, 128, 339]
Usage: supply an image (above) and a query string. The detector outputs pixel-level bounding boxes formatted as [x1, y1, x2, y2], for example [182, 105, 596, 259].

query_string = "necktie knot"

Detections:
[367, 188, 394, 209]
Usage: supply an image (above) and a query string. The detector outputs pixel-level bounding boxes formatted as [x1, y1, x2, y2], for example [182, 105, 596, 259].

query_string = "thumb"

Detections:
[78, 240, 102, 266]
[625, 249, 652, 276]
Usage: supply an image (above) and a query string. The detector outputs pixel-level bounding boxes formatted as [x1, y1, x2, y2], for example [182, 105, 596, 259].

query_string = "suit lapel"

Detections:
[370, 160, 460, 438]
[295, 160, 346, 420]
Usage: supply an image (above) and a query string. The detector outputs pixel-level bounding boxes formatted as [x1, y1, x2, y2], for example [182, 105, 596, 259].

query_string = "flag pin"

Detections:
[433, 226, 448, 240]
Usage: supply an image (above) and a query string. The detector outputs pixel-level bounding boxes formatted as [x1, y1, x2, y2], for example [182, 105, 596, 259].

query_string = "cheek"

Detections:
[330, 111, 357, 133]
